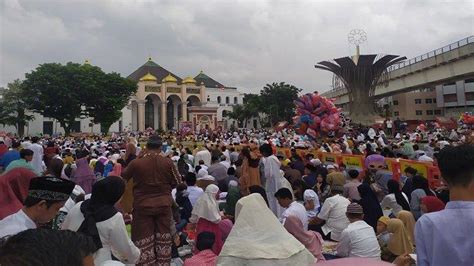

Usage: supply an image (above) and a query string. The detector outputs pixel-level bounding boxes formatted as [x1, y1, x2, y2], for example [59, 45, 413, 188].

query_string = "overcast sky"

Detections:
[1, 0, 473, 94]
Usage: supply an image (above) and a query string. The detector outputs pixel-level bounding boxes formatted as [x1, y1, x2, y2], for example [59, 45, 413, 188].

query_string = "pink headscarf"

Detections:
[284, 215, 325, 261]
[108, 163, 122, 177]
[0, 168, 37, 219]
[218, 219, 233, 241]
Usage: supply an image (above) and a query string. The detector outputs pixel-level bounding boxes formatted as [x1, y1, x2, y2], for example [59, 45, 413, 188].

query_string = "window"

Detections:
[393, 100, 399, 106]
[426, 110, 434, 115]
[465, 92, 474, 101]
[234, 97, 238, 104]
[415, 110, 423, 116]
[393, 111, 399, 116]
[217, 96, 221, 104]
[207, 96, 210, 102]
[425, 98, 432, 104]
[434, 109, 442, 115]
[443, 94, 457, 103]
[43, 121, 53, 135]
[433, 98, 437, 104]
[415, 99, 422, 104]
[226, 97, 230, 104]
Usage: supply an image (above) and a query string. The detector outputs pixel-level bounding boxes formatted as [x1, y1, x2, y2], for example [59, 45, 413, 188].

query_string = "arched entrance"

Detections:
[145, 94, 161, 130]
[167, 95, 182, 130]
[187, 95, 201, 121]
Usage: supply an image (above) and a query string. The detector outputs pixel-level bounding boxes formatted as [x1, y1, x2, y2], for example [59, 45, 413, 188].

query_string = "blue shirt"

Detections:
[0, 150, 20, 169]
[415, 201, 474, 266]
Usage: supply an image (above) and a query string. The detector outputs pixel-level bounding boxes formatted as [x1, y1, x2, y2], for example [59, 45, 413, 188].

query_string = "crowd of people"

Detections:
[0, 123, 472, 266]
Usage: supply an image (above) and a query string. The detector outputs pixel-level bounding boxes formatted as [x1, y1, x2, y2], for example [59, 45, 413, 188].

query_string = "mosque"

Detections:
[0, 58, 246, 135]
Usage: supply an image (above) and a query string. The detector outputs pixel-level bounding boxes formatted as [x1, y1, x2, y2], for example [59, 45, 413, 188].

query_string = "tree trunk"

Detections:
[101, 123, 111, 134]
[17, 121, 25, 138]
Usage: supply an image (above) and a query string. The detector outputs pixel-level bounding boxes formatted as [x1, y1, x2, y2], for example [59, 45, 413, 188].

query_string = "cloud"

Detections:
[1, 0, 472, 94]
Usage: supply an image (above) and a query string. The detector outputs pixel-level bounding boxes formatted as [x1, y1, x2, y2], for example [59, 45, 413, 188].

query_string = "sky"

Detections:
[1, 0, 473, 94]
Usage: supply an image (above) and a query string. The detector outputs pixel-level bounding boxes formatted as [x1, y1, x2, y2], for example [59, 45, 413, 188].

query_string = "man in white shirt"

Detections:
[29, 136, 44, 174]
[311, 185, 350, 241]
[337, 203, 381, 259]
[0, 176, 75, 240]
[275, 188, 308, 230]
[185, 173, 204, 207]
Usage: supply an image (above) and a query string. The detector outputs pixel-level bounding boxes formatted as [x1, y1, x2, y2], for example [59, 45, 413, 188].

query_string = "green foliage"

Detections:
[22, 62, 136, 135]
[0, 79, 34, 137]
[225, 82, 301, 128]
[260, 82, 301, 125]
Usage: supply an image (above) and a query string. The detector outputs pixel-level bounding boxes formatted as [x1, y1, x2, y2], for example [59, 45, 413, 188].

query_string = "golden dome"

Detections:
[182, 76, 197, 84]
[162, 73, 178, 83]
[139, 72, 158, 82]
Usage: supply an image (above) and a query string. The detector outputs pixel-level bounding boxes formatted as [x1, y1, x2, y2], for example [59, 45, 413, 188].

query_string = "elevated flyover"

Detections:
[322, 36, 474, 105]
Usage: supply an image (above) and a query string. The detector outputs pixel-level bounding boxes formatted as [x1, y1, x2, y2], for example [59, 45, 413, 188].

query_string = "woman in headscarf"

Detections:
[383, 218, 414, 262]
[376, 216, 391, 250]
[357, 183, 383, 231]
[284, 215, 325, 262]
[218, 194, 315, 265]
[225, 180, 241, 219]
[71, 151, 96, 194]
[381, 179, 410, 217]
[410, 175, 435, 220]
[396, 211, 415, 245]
[303, 189, 320, 220]
[239, 146, 261, 195]
[315, 172, 331, 203]
[0, 168, 37, 219]
[248, 185, 269, 206]
[420, 196, 446, 214]
[190, 184, 232, 255]
[61, 176, 140, 265]
[123, 142, 137, 167]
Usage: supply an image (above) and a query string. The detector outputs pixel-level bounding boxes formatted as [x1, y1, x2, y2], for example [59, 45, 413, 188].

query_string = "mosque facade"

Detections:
[0, 58, 247, 136]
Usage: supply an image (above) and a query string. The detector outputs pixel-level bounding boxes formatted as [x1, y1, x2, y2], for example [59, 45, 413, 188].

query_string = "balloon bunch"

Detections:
[293, 92, 341, 139]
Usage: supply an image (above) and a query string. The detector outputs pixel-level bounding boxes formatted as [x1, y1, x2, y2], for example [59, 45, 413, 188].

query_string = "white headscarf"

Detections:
[218, 194, 315, 265]
[303, 189, 320, 218]
[197, 168, 208, 180]
[191, 184, 221, 223]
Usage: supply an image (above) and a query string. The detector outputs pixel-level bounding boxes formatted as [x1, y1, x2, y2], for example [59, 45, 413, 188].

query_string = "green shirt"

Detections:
[4, 159, 40, 175]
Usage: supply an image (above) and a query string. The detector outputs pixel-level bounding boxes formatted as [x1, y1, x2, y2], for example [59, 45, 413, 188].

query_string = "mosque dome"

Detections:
[139, 72, 158, 82]
[162, 73, 178, 83]
[182, 76, 197, 84]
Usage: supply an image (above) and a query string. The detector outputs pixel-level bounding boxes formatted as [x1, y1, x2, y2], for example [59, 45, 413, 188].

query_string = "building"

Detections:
[389, 88, 442, 121]
[0, 58, 246, 135]
[436, 78, 474, 118]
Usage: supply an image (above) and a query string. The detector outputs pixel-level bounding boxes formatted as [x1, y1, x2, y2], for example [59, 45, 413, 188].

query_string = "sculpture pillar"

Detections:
[137, 100, 146, 131]
[161, 102, 167, 130]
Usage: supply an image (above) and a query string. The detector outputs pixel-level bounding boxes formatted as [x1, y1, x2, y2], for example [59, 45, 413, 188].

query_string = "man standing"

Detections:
[29, 137, 44, 174]
[385, 118, 393, 136]
[0, 176, 75, 240]
[122, 135, 182, 265]
[260, 144, 284, 217]
[208, 153, 228, 189]
[415, 144, 474, 266]
[194, 145, 211, 167]
[336, 203, 381, 259]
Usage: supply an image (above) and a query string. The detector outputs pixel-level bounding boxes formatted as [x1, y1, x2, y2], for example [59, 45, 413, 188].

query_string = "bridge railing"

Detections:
[387, 35, 474, 72]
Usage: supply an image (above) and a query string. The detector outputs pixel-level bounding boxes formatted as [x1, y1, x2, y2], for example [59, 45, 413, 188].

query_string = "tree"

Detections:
[225, 104, 249, 128]
[85, 70, 137, 133]
[22, 62, 137, 135]
[0, 80, 34, 137]
[260, 82, 301, 125]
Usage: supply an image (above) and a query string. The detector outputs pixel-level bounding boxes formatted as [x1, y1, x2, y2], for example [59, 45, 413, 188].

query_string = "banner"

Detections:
[321, 153, 338, 165]
[341, 155, 364, 170]
[399, 159, 431, 178]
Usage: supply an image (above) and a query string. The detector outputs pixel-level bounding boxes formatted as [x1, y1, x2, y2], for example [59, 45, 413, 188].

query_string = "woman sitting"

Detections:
[190, 184, 232, 255]
[420, 195, 446, 214]
[396, 210, 416, 245]
[284, 215, 325, 261]
[381, 179, 410, 217]
[381, 218, 414, 262]
[410, 175, 435, 220]
[303, 189, 320, 220]
[62, 176, 140, 265]
[184, 231, 218, 266]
